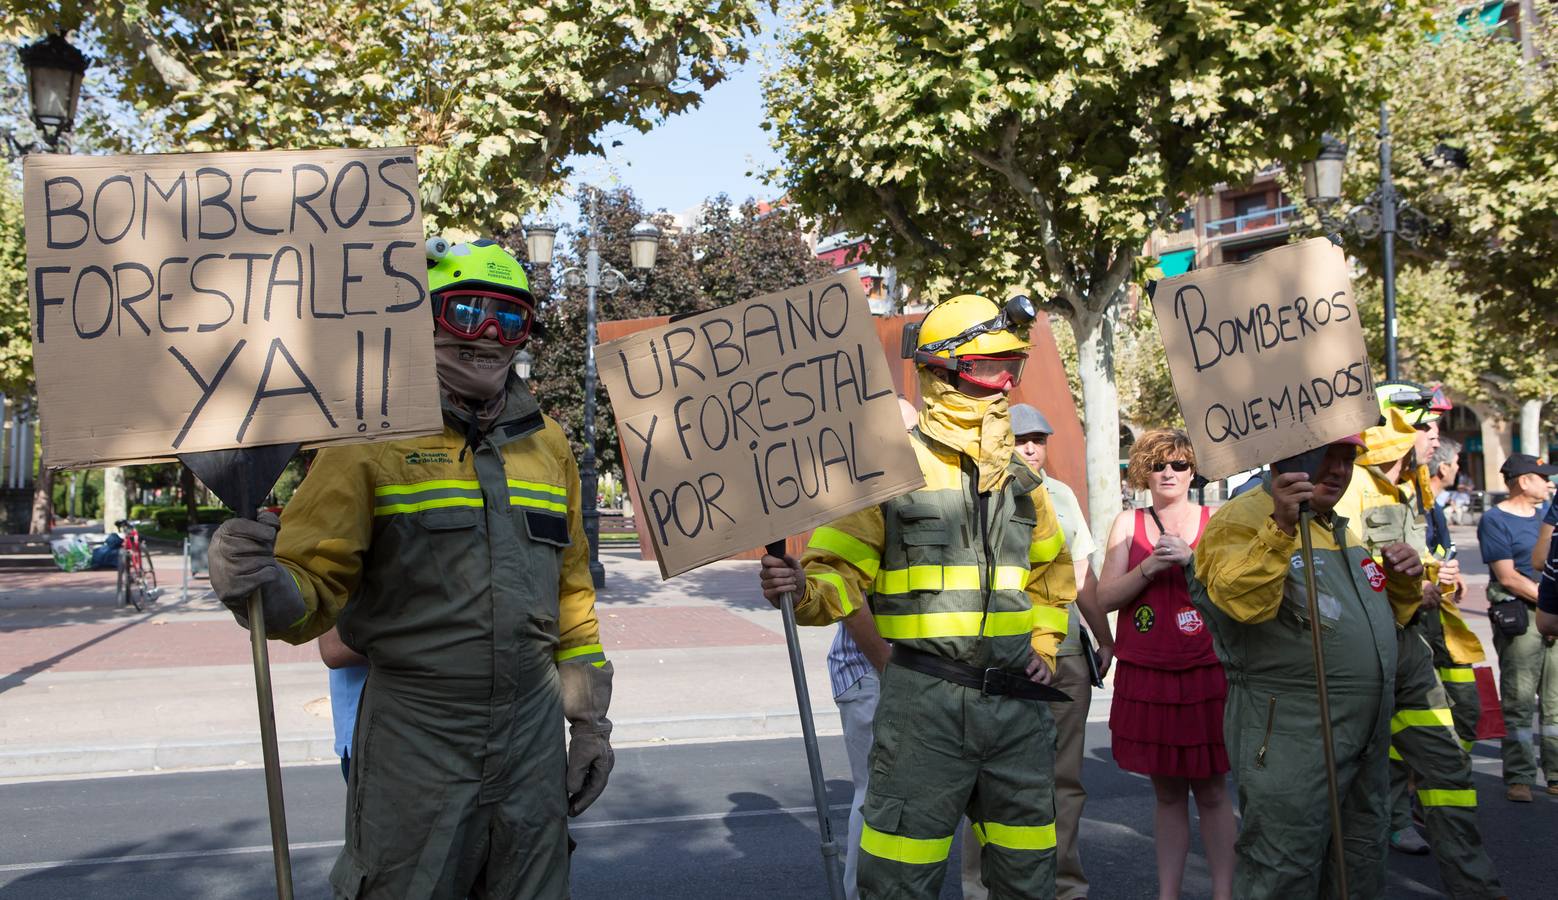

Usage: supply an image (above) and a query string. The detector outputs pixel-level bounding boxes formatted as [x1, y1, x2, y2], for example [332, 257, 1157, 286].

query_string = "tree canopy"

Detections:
[2, 0, 771, 237]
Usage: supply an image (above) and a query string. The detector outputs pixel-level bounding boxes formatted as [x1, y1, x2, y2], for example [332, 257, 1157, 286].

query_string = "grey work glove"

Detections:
[560, 659, 615, 816]
[208, 511, 306, 635]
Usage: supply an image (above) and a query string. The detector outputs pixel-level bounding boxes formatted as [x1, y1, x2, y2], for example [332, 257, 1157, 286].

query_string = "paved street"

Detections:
[1, 730, 1553, 899]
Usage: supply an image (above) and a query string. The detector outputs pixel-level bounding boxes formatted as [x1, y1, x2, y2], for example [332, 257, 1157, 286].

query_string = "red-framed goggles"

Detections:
[954, 354, 1027, 392]
[433, 290, 535, 346]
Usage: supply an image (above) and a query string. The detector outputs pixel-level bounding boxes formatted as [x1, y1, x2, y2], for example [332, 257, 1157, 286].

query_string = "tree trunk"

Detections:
[1070, 301, 1122, 563]
[29, 467, 54, 535]
[181, 464, 199, 529]
[103, 467, 128, 534]
[1520, 398, 1544, 459]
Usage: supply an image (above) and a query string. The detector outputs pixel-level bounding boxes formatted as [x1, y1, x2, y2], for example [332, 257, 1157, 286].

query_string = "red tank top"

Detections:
[1113, 506, 1217, 669]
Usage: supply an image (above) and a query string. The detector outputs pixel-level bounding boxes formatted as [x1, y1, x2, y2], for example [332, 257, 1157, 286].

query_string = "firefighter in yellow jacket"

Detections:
[1333, 392, 1503, 898]
[759, 294, 1076, 899]
[208, 239, 610, 899]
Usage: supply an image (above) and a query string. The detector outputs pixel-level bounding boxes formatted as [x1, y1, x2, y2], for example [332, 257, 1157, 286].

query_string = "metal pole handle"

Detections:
[248, 590, 294, 900]
[770, 540, 847, 900]
[1297, 511, 1348, 898]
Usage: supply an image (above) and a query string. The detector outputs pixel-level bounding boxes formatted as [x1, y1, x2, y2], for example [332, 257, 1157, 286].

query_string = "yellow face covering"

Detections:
[916, 368, 1015, 493]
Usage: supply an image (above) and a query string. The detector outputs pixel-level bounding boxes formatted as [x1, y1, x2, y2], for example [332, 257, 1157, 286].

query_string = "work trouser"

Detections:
[1226, 676, 1389, 899]
[330, 669, 569, 899]
[1386, 625, 1504, 899]
[961, 653, 1089, 900]
[1492, 614, 1558, 787]
[837, 671, 882, 900]
[1418, 607, 1482, 748]
[859, 663, 1057, 900]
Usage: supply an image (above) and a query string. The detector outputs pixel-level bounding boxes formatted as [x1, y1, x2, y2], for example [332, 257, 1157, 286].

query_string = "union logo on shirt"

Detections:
[1360, 557, 1387, 592]
[1176, 606, 1205, 636]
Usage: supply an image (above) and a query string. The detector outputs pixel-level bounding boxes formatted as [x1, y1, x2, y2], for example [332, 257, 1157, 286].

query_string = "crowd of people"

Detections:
[200, 236, 1554, 899]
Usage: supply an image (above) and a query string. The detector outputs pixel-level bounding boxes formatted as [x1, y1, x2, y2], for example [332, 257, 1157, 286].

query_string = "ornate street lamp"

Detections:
[5, 33, 89, 156]
[1301, 106, 1439, 381]
[526, 196, 660, 587]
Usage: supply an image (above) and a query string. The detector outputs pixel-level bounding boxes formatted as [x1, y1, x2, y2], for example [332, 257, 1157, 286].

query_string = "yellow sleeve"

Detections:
[554, 444, 604, 667]
[1027, 486, 1076, 671]
[796, 506, 885, 627]
[1193, 505, 1297, 625]
[274, 446, 378, 645]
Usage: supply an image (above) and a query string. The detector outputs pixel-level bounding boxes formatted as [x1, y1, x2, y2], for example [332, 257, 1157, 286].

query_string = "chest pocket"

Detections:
[896, 499, 950, 568]
[1280, 554, 1342, 632]
[1362, 505, 1411, 552]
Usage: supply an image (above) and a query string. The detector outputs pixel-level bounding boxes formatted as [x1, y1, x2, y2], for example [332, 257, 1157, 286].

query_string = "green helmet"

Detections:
[1376, 380, 1450, 427]
[426, 237, 533, 303]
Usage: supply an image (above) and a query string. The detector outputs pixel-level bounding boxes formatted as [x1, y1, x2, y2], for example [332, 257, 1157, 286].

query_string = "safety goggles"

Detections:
[956, 354, 1027, 392]
[1151, 460, 1192, 473]
[433, 290, 534, 346]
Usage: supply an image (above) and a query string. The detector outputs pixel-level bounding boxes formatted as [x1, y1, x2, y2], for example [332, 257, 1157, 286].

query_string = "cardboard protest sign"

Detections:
[23, 147, 442, 468]
[598, 275, 925, 578]
[1150, 237, 1379, 480]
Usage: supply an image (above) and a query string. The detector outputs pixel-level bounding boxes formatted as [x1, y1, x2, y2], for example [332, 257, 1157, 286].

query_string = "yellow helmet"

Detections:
[903, 293, 1035, 393]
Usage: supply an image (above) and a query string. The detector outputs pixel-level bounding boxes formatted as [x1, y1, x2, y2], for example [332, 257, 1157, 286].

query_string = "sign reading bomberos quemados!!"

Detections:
[1149, 237, 1380, 480]
[24, 147, 442, 468]
[598, 275, 926, 578]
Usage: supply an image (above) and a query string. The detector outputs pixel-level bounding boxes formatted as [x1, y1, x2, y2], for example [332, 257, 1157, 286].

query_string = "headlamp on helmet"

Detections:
[1377, 380, 1450, 428]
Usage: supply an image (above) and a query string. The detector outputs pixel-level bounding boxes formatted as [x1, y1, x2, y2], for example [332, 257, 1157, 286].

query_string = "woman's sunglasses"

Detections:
[1151, 460, 1192, 473]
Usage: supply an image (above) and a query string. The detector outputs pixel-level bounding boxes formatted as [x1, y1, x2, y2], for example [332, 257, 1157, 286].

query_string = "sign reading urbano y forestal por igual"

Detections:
[1150, 237, 1380, 480]
[24, 147, 443, 469]
[597, 275, 926, 578]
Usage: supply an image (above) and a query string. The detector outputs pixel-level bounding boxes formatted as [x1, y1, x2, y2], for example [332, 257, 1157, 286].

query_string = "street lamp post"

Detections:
[1301, 104, 1443, 382]
[526, 191, 660, 588]
[3, 32, 89, 157]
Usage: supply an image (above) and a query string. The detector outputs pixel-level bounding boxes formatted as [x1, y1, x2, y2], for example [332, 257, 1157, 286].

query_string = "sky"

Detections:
[562, 44, 783, 219]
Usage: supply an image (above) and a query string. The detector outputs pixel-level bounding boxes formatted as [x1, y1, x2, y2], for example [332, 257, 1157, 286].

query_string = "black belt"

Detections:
[890, 644, 1072, 702]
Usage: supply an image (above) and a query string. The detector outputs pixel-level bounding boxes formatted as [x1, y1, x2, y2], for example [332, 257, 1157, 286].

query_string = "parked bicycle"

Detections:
[115, 518, 160, 611]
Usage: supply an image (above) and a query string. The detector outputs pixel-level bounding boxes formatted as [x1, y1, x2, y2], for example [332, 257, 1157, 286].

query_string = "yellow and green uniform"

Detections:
[792, 421, 1074, 899]
[1418, 470, 1487, 749]
[273, 378, 599, 899]
[1190, 483, 1403, 898]
[1335, 464, 1503, 899]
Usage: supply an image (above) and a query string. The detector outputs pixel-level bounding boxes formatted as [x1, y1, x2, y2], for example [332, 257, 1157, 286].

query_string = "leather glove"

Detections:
[560, 660, 614, 816]
[208, 511, 306, 634]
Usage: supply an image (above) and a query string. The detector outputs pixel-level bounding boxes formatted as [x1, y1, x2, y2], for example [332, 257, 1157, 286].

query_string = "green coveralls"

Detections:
[793, 430, 1075, 900]
[1189, 486, 1399, 898]
[272, 381, 603, 899]
[1347, 480, 1503, 899]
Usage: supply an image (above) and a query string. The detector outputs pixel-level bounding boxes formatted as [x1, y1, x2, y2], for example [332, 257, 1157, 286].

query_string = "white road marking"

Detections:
[0, 804, 850, 874]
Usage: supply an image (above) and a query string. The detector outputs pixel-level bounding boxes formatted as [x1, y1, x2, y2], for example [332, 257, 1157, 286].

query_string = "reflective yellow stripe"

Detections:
[809, 572, 854, 617]
[859, 824, 953, 865]
[507, 479, 567, 497]
[1460, 738, 1475, 752]
[875, 609, 1034, 640]
[374, 496, 484, 515]
[1389, 745, 1403, 761]
[1418, 789, 1477, 807]
[971, 821, 1057, 851]
[555, 643, 605, 663]
[874, 565, 1029, 594]
[1436, 666, 1476, 684]
[1391, 708, 1454, 734]
[808, 527, 882, 579]
[375, 479, 481, 496]
[1033, 605, 1068, 634]
[511, 495, 569, 513]
[1028, 529, 1065, 564]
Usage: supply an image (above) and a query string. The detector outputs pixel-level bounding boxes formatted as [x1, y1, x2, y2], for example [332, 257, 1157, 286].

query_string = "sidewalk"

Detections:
[0, 526, 1505, 781]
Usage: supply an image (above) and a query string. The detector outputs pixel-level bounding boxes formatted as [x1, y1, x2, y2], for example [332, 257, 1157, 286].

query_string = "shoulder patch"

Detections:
[405, 450, 454, 465]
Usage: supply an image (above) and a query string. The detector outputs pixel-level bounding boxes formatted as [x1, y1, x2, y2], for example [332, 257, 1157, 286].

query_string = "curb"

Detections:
[0, 711, 843, 781]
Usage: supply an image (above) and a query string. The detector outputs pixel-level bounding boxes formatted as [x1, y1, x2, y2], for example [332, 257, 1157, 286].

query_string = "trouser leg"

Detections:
[1538, 636, 1558, 785]
[1438, 668, 1482, 750]
[1336, 726, 1388, 900]
[837, 672, 882, 900]
[1391, 628, 1504, 899]
[857, 668, 979, 900]
[959, 654, 1088, 900]
[967, 698, 1058, 900]
[1495, 622, 1543, 785]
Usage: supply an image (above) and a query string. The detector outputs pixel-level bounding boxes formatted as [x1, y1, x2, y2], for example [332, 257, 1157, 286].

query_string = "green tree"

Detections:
[3, 0, 770, 237]
[764, 0, 1423, 534]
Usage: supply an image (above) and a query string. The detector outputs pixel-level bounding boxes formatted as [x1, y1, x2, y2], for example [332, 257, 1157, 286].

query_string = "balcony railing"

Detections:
[1203, 204, 1298, 239]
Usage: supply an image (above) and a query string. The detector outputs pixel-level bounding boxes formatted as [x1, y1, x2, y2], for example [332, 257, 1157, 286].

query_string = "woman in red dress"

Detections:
[1094, 430, 1233, 900]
